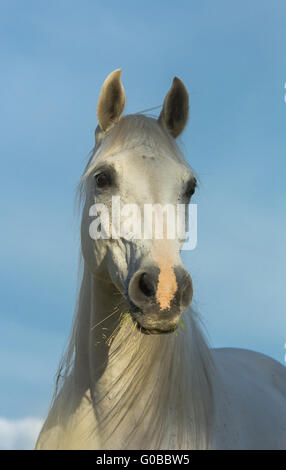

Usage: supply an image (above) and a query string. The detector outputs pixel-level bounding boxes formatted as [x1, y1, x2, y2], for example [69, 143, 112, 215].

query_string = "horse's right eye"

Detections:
[184, 177, 197, 201]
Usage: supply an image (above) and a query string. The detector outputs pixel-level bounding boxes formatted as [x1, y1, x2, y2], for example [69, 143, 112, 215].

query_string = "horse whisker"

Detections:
[91, 308, 120, 331]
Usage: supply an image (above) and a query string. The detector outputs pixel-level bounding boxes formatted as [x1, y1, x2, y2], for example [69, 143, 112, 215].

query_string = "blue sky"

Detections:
[0, 0, 286, 448]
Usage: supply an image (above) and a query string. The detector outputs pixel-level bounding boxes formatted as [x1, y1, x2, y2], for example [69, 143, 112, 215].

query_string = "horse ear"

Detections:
[96, 69, 126, 133]
[158, 77, 189, 138]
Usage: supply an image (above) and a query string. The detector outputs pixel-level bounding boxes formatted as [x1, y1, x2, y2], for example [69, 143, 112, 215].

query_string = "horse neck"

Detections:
[71, 261, 215, 449]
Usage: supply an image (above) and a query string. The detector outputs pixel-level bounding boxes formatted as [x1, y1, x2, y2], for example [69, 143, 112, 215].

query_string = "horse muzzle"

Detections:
[127, 265, 193, 334]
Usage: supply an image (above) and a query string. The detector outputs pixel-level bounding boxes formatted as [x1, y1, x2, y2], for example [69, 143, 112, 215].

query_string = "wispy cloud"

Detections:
[0, 417, 43, 450]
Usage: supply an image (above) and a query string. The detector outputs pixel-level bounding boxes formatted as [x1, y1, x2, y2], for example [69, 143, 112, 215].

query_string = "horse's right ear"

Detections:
[96, 69, 126, 134]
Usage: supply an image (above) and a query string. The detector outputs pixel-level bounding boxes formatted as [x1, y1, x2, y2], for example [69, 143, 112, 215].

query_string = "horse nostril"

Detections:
[180, 274, 193, 309]
[128, 269, 158, 308]
[139, 272, 155, 298]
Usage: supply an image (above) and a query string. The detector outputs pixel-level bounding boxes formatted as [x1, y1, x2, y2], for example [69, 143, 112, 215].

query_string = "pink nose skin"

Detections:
[128, 267, 193, 314]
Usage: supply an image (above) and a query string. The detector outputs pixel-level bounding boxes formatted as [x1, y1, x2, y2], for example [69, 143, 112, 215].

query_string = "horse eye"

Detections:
[94, 172, 110, 188]
[184, 178, 197, 200]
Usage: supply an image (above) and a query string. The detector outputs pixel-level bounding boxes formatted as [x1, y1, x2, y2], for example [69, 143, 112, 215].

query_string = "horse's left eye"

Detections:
[94, 172, 110, 189]
[184, 178, 197, 200]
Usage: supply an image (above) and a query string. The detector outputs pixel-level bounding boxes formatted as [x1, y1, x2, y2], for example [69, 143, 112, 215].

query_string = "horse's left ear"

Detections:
[158, 77, 189, 138]
[97, 69, 126, 133]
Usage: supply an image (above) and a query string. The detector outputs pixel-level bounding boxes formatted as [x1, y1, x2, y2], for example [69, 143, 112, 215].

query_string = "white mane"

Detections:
[50, 273, 215, 449]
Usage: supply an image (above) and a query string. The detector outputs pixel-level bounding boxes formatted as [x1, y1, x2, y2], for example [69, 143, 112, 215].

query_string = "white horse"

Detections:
[36, 70, 286, 450]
